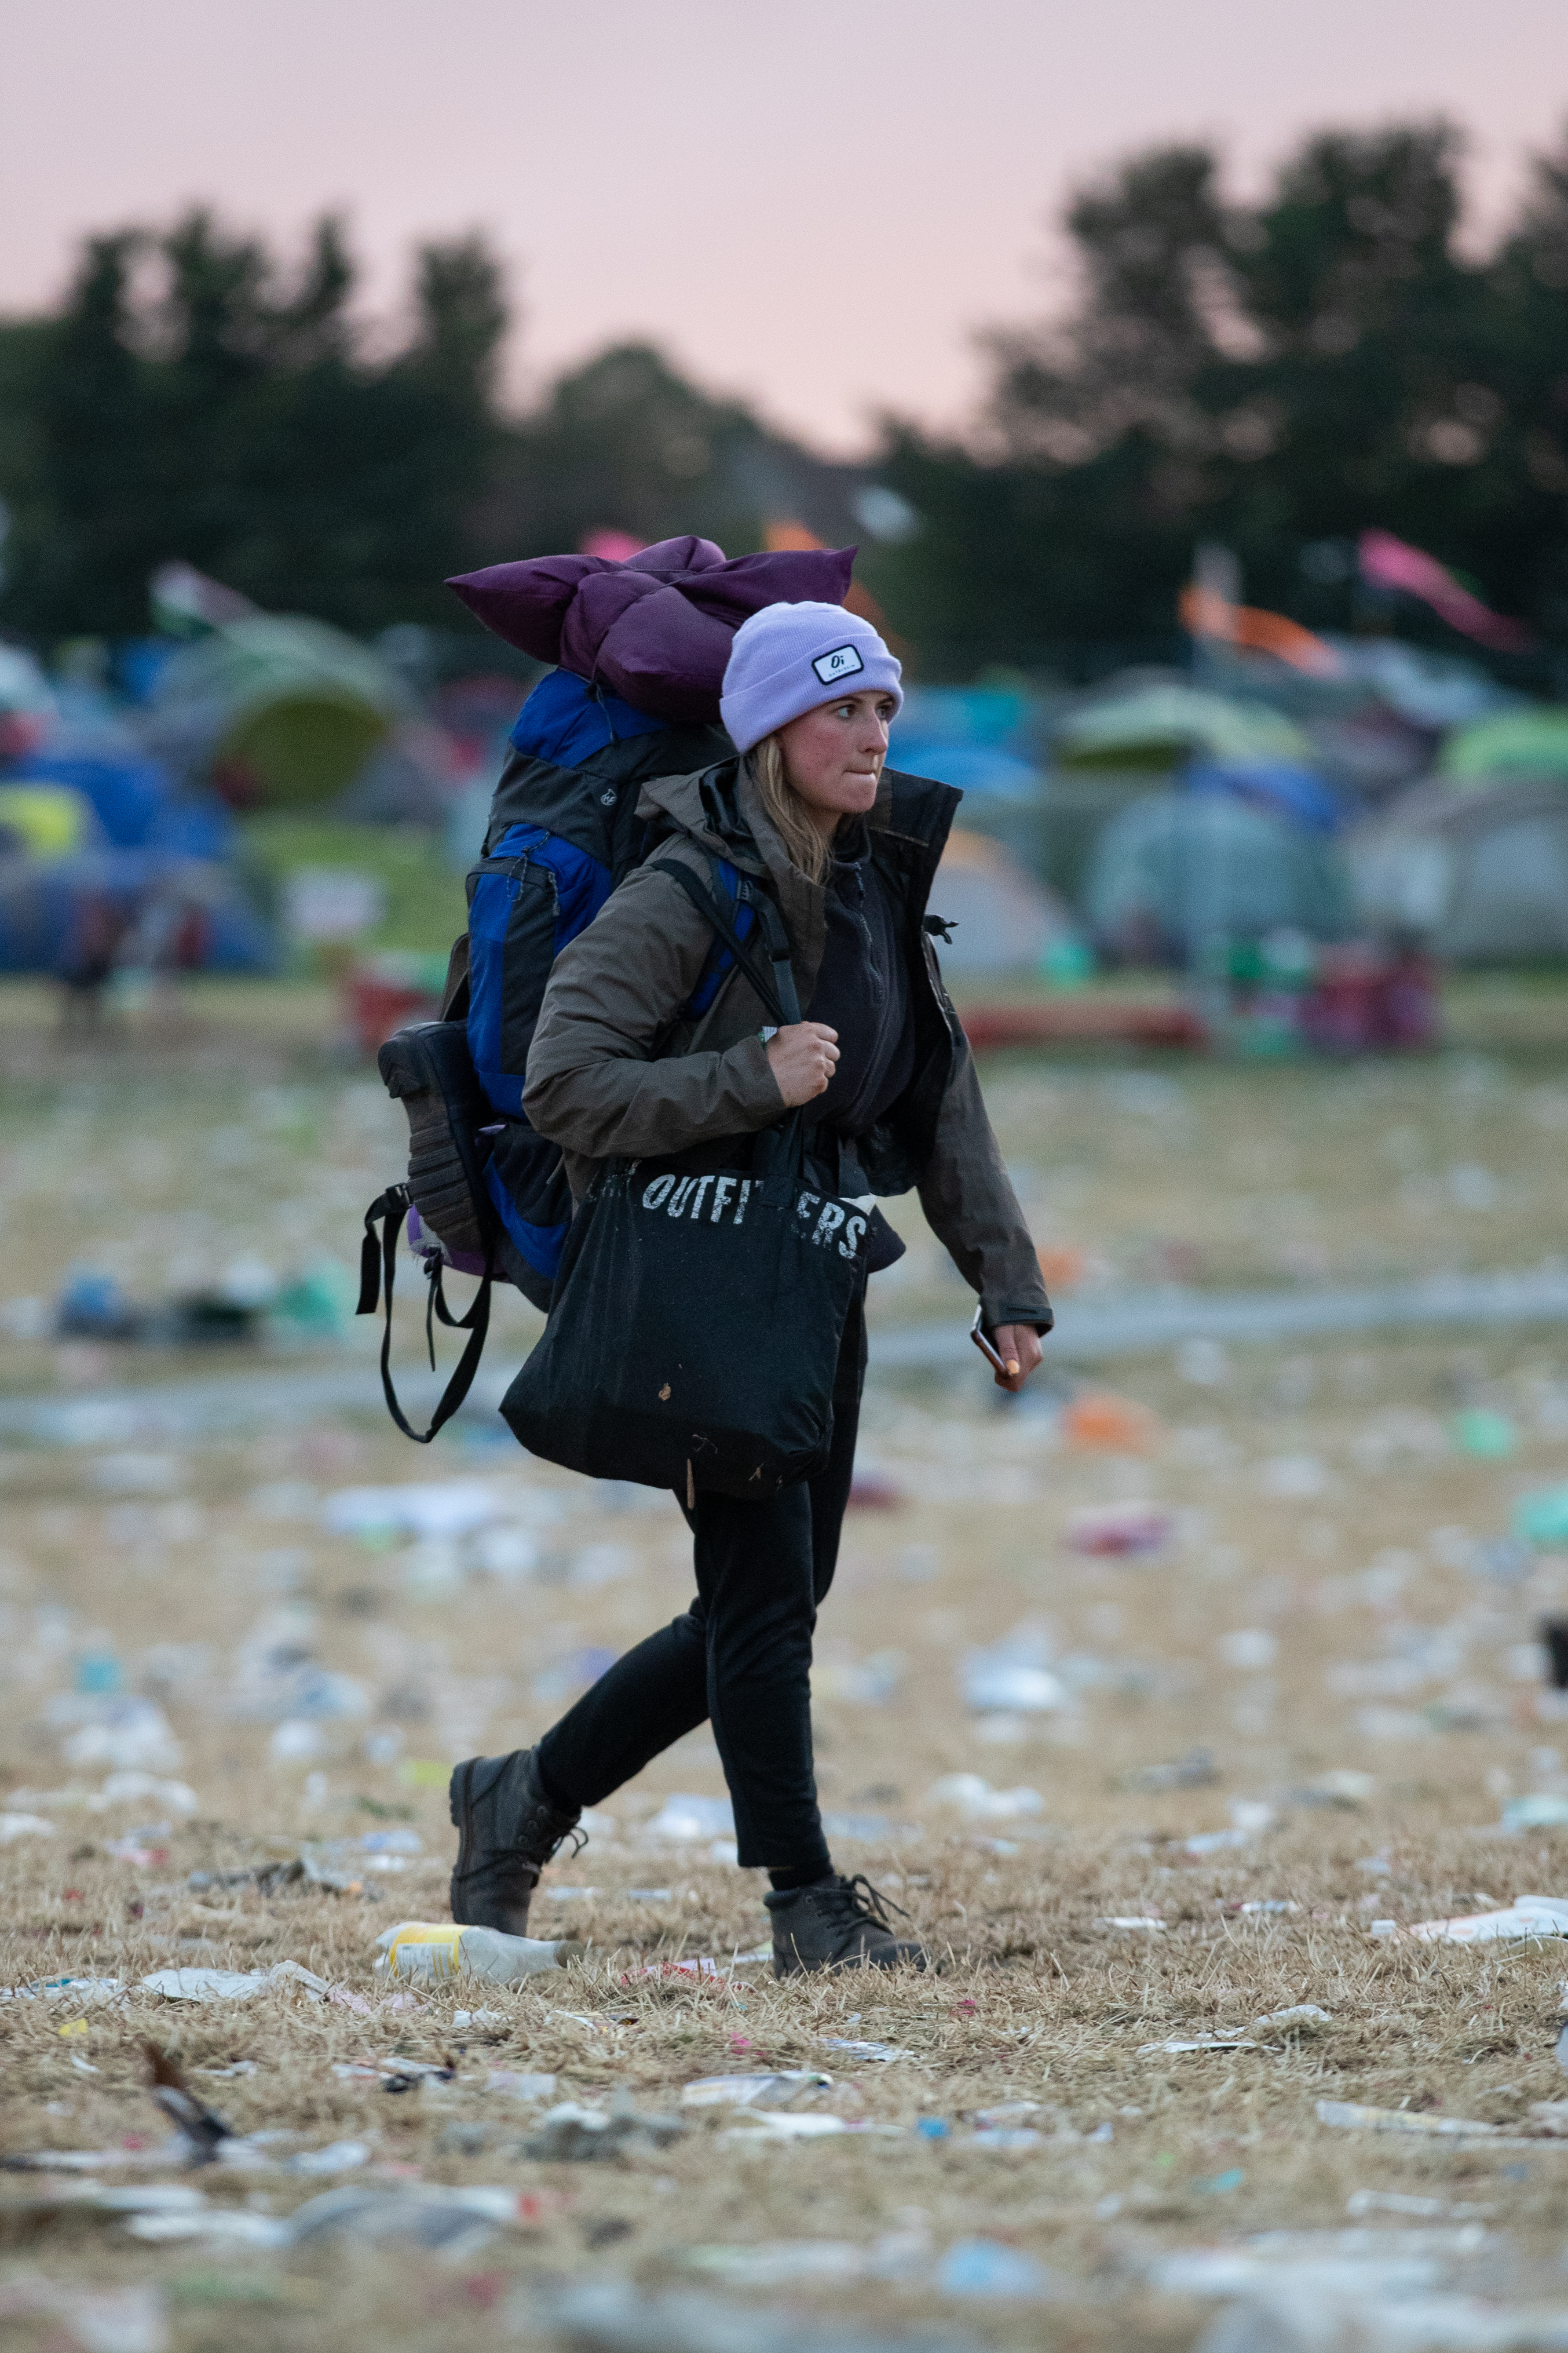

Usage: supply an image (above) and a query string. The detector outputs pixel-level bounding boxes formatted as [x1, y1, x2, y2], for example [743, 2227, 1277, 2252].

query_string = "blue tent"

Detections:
[1, 721, 234, 856]
[890, 688, 1041, 801]
[0, 848, 273, 976]
[1185, 757, 1345, 836]
[889, 739, 1040, 797]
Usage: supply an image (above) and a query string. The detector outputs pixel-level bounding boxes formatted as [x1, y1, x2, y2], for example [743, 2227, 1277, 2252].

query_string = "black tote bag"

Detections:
[500, 860, 868, 1500]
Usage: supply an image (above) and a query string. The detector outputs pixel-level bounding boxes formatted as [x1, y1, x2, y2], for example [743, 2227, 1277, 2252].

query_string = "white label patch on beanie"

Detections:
[812, 643, 865, 685]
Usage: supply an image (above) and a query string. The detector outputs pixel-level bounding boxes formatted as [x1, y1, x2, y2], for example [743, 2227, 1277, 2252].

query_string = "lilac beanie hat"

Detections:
[719, 602, 903, 754]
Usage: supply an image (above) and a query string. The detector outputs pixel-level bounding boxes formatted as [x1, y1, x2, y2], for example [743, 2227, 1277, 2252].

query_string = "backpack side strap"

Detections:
[358, 1186, 494, 1445]
[440, 932, 472, 1021]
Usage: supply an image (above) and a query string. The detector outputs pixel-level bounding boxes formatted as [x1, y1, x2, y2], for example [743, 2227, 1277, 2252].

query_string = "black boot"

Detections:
[764, 1873, 926, 1978]
[449, 1747, 583, 1936]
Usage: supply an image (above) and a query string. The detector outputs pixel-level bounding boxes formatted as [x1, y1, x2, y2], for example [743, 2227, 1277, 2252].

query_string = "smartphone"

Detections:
[970, 1307, 1011, 1376]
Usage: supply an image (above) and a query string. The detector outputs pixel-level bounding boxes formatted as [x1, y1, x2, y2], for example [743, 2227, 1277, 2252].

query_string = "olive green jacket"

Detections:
[522, 758, 1051, 1335]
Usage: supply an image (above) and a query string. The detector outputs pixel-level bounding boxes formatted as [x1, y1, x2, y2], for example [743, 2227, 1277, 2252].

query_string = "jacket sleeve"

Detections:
[521, 862, 785, 1161]
[916, 1028, 1053, 1334]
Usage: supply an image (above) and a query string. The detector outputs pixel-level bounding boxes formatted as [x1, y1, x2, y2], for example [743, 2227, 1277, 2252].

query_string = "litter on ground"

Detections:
[373, 1920, 581, 1981]
[13, 982, 1568, 2341]
[681, 2071, 833, 2108]
[1317, 2099, 1504, 2135]
[1408, 1896, 1568, 1943]
[1139, 2034, 1260, 2055]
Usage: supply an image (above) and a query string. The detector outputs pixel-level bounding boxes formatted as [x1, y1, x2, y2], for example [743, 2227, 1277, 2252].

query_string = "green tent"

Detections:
[1438, 707, 1568, 787]
[151, 616, 410, 809]
[1054, 684, 1313, 773]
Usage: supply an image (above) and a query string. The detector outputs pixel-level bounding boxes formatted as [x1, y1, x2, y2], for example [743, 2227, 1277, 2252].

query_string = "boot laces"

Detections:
[452, 1818, 584, 1889]
[525, 1812, 587, 1869]
[819, 1873, 910, 1932]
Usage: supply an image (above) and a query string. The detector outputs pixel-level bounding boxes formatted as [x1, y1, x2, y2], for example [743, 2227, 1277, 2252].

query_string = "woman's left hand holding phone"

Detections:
[984, 1323, 1043, 1393]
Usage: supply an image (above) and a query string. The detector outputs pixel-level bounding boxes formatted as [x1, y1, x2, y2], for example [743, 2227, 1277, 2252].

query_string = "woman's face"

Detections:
[777, 688, 899, 824]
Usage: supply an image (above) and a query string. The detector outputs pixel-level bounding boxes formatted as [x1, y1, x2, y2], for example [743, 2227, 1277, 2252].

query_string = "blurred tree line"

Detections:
[0, 210, 843, 645]
[2, 121, 1566, 677]
[868, 122, 1568, 677]
[0, 214, 508, 638]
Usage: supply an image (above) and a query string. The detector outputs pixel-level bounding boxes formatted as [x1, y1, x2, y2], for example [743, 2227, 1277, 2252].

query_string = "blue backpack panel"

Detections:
[462, 684, 754, 1293]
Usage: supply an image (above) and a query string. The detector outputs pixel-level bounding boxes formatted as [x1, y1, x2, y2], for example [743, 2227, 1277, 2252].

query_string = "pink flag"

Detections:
[1359, 530, 1532, 653]
[579, 528, 646, 562]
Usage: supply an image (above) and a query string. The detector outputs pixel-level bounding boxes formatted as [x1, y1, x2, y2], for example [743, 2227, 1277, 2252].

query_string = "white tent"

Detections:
[1085, 792, 1353, 962]
[1351, 779, 1568, 961]
[927, 828, 1074, 972]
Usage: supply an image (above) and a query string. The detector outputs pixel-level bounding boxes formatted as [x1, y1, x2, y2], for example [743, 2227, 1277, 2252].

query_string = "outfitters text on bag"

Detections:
[637, 1169, 867, 1260]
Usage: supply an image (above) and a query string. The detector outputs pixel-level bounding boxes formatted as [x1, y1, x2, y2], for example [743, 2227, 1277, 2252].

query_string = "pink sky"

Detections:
[3, 0, 1565, 454]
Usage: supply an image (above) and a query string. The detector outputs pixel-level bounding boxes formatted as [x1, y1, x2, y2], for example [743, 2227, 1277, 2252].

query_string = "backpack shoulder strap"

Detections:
[647, 853, 802, 1027]
[357, 1186, 493, 1445]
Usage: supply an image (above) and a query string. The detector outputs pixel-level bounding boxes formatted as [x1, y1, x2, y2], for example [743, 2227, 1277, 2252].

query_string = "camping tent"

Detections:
[0, 848, 275, 976]
[0, 785, 98, 860]
[1, 723, 236, 871]
[1085, 791, 1353, 963]
[927, 828, 1074, 972]
[0, 717, 232, 859]
[1438, 707, 1568, 787]
[890, 688, 1040, 800]
[1350, 779, 1568, 961]
[1187, 757, 1343, 835]
[0, 645, 56, 731]
[147, 616, 409, 808]
[1322, 639, 1516, 731]
[1054, 683, 1314, 772]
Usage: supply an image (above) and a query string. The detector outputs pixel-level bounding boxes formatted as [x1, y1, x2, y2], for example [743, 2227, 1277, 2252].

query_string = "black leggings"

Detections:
[535, 1289, 865, 1878]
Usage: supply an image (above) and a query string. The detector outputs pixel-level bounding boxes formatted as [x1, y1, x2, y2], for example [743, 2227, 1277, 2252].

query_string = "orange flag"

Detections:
[1180, 583, 1342, 677]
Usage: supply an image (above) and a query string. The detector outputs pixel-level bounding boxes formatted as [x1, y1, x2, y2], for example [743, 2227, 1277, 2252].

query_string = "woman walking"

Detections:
[448, 602, 1050, 1975]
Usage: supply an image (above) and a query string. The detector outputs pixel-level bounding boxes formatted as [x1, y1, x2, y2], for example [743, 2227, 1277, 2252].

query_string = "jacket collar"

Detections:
[635, 754, 963, 994]
[637, 758, 828, 988]
[637, 756, 961, 867]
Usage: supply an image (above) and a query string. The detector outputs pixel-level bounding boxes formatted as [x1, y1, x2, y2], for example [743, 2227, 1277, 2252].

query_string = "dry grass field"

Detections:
[4, 975, 1568, 2352]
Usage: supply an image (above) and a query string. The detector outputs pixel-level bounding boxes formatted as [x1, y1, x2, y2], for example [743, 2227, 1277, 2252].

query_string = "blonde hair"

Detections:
[745, 733, 834, 887]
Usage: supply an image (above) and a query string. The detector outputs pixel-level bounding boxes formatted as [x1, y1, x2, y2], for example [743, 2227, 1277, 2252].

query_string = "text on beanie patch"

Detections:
[812, 644, 865, 686]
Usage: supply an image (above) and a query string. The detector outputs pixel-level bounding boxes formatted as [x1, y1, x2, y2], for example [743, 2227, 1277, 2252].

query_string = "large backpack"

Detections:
[358, 670, 754, 1443]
